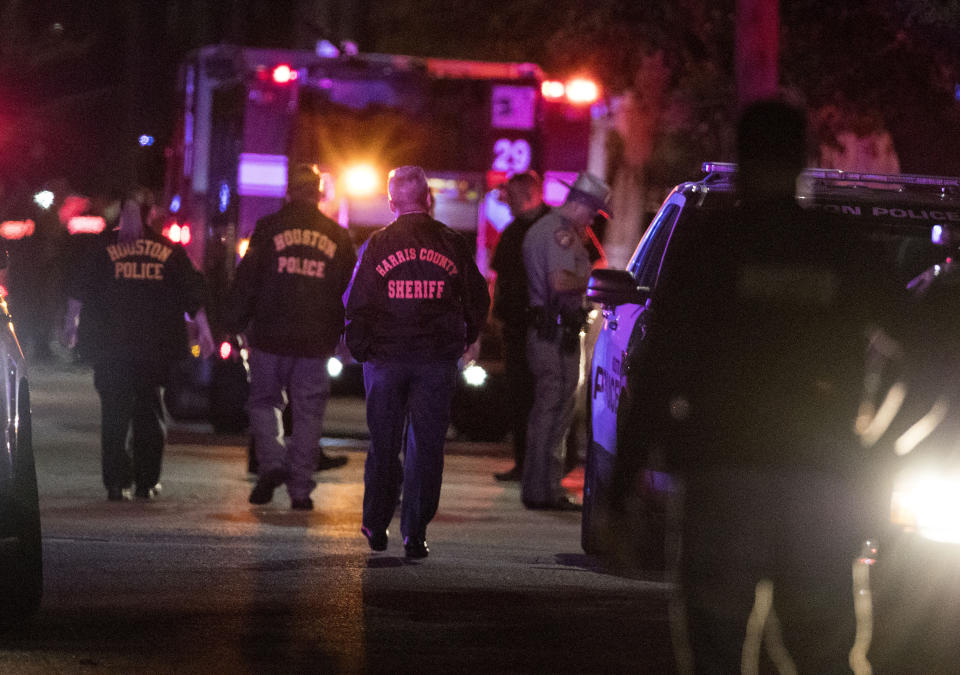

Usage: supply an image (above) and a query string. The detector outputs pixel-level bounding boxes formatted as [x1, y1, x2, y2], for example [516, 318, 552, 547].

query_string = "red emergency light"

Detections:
[541, 78, 600, 104]
[272, 64, 298, 84]
[163, 222, 192, 245]
[67, 216, 106, 235]
[0, 220, 35, 240]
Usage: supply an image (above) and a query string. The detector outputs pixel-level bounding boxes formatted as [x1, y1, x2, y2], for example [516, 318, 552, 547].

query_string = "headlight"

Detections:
[343, 165, 379, 197]
[327, 356, 344, 378]
[462, 363, 487, 387]
[891, 468, 960, 544]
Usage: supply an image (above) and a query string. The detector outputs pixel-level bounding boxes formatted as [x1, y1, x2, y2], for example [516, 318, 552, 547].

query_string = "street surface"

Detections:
[0, 361, 677, 674]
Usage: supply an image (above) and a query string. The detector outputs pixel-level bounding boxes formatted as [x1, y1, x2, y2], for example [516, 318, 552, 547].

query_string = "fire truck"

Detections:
[163, 43, 598, 437]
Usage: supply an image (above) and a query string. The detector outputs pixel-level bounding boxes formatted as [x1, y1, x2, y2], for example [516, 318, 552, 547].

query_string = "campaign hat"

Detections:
[562, 172, 612, 217]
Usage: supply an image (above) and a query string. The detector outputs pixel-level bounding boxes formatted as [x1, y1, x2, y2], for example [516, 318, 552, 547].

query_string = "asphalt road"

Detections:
[0, 361, 677, 674]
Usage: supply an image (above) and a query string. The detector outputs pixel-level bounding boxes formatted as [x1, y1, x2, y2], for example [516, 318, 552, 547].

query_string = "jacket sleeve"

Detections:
[222, 224, 267, 335]
[171, 247, 206, 318]
[344, 237, 379, 361]
[457, 236, 491, 346]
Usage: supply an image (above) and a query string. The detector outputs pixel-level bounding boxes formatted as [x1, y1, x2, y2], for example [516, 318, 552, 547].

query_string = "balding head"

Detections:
[388, 166, 431, 215]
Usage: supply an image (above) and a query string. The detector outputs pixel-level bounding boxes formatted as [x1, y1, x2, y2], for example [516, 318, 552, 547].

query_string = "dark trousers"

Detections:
[676, 467, 869, 674]
[93, 361, 168, 491]
[503, 325, 534, 469]
[361, 358, 458, 540]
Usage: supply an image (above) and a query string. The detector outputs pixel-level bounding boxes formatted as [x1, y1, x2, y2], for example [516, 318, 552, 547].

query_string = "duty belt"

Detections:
[528, 306, 586, 352]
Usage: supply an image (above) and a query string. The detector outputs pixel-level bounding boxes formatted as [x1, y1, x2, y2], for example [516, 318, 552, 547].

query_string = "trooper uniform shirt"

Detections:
[66, 228, 205, 366]
[225, 202, 356, 357]
[346, 212, 489, 362]
[522, 210, 591, 317]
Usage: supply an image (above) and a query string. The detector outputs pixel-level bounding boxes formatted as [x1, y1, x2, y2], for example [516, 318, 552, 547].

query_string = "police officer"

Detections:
[522, 172, 610, 510]
[490, 171, 550, 482]
[346, 166, 489, 558]
[224, 163, 356, 511]
[637, 100, 911, 672]
[65, 193, 214, 501]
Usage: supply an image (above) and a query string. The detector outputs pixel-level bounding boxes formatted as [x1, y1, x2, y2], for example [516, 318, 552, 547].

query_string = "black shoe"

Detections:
[403, 536, 429, 559]
[494, 466, 522, 482]
[249, 468, 286, 505]
[107, 487, 132, 502]
[135, 483, 161, 500]
[290, 497, 314, 511]
[524, 496, 582, 512]
[361, 526, 388, 552]
[315, 452, 348, 472]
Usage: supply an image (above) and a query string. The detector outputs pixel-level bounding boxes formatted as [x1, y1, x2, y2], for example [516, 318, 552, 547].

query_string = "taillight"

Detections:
[219, 341, 232, 360]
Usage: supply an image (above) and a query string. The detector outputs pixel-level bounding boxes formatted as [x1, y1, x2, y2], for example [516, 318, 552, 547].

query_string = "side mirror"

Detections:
[586, 268, 649, 308]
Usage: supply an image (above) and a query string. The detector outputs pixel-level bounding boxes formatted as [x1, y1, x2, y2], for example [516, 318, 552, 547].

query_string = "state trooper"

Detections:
[522, 172, 610, 510]
[346, 166, 489, 558]
[224, 164, 356, 511]
[64, 192, 215, 501]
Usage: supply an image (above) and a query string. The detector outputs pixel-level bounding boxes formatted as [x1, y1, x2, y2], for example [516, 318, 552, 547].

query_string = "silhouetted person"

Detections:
[630, 99, 911, 672]
[490, 171, 549, 482]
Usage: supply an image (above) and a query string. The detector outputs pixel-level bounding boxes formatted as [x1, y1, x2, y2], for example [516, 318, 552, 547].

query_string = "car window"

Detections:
[628, 203, 682, 287]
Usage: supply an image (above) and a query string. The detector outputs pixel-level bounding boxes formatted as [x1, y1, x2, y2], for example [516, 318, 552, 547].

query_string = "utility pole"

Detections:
[735, 0, 779, 108]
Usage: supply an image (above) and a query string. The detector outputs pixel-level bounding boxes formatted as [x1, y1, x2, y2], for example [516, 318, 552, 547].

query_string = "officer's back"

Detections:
[225, 176, 355, 358]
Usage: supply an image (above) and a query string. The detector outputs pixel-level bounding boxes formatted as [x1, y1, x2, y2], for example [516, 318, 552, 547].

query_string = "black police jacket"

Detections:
[345, 212, 490, 362]
[224, 201, 356, 358]
[490, 203, 550, 325]
[65, 228, 206, 365]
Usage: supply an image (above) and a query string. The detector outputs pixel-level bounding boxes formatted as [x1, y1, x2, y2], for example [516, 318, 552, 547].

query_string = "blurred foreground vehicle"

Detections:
[0, 240, 42, 622]
[584, 162, 960, 578]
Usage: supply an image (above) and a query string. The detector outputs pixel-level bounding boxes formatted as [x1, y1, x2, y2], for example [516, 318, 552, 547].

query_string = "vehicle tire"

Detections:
[0, 383, 42, 625]
[581, 442, 603, 554]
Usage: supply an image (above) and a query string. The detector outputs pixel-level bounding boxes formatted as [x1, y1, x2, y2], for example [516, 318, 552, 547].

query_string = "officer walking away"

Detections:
[64, 192, 215, 501]
[346, 166, 489, 558]
[490, 170, 550, 482]
[224, 164, 356, 511]
[522, 172, 610, 510]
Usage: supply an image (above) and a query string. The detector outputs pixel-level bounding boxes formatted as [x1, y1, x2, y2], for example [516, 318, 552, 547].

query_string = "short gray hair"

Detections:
[388, 166, 430, 214]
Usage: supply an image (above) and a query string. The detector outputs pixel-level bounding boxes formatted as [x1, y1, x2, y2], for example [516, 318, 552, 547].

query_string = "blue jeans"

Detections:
[362, 358, 458, 540]
[247, 349, 330, 500]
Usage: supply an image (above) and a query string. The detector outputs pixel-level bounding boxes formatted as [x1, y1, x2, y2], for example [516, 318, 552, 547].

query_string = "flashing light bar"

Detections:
[541, 78, 600, 104]
[702, 162, 960, 188]
[67, 216, 106, 235]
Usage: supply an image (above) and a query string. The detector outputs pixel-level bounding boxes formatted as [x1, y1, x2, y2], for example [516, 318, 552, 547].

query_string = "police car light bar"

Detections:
[701, 162, 960, 188]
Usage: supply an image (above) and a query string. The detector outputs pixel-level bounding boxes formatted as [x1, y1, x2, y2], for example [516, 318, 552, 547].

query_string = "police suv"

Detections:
[0, 246, 42, 622]
[583, 162, 960, 566]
